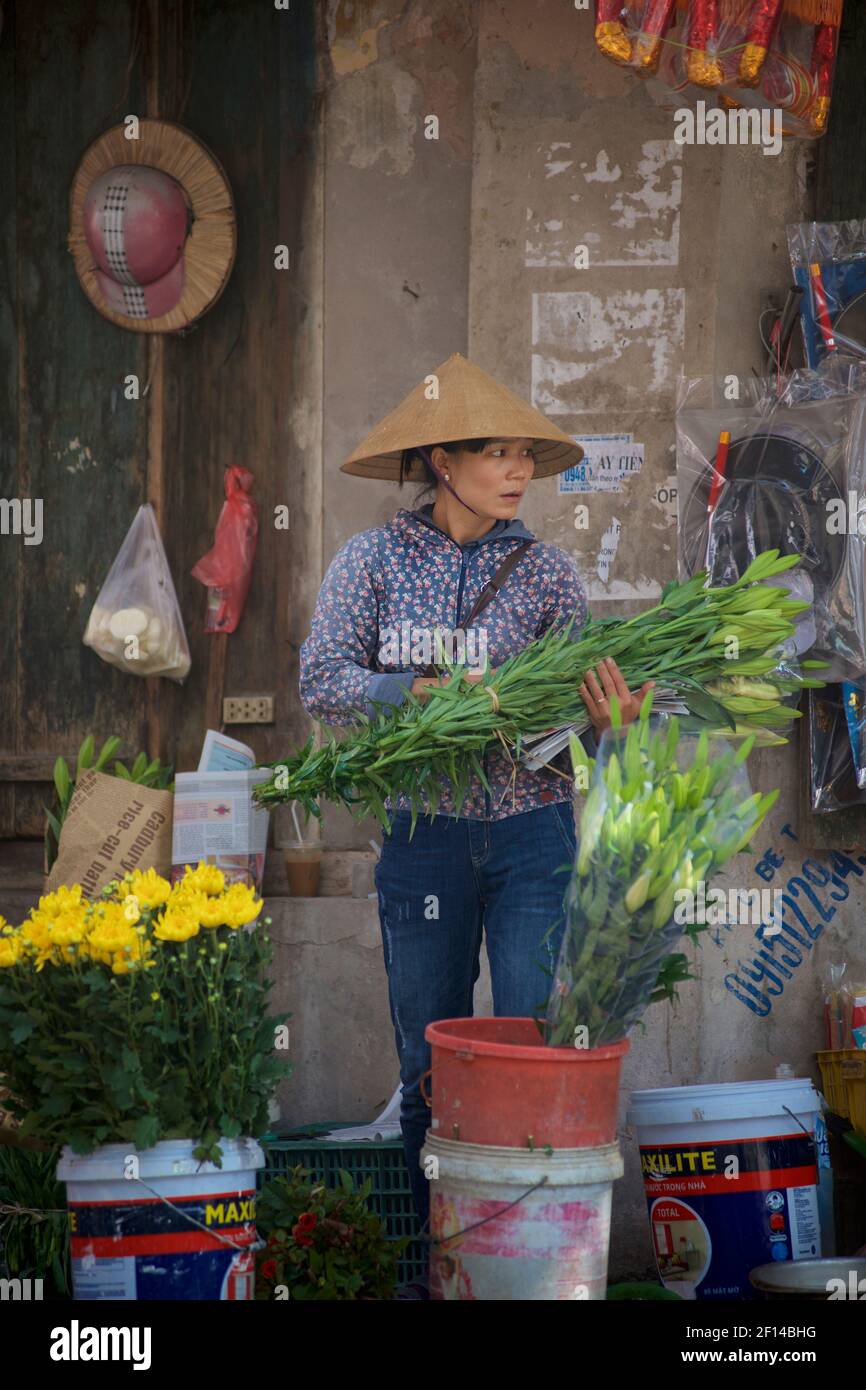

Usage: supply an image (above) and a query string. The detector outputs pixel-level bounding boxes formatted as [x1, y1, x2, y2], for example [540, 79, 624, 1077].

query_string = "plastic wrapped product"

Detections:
[83, 504, 191, 682]
[788, 220, 866, 368]
[738, 0, 785, 86]
[676, 364, 866, 683]
[841, 679, 866, 789]
[593, 1, 844, 142]
[633, 0, 678, 73]
[544, 708, 777, 1047]
[806, 685, 866, 813]
[686, 0, 724, 87]
[595, 0, 635, 64]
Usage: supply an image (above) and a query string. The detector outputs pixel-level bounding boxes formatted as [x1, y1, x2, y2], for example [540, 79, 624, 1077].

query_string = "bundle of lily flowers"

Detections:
[254, 551, 823, 832]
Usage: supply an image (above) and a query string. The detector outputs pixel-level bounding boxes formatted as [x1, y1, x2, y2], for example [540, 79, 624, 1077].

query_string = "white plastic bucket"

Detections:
[57, 1137, 264, 1301]
[421, 1133, 623, 1301]
[627, 1079, 821, 1301]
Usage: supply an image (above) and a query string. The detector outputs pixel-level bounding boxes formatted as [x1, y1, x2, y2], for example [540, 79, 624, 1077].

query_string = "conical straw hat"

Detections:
[341, 353, 583, 480]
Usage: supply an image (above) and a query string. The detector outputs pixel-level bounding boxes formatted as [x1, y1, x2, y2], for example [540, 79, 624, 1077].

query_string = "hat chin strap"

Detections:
[415, 446, 480, 518]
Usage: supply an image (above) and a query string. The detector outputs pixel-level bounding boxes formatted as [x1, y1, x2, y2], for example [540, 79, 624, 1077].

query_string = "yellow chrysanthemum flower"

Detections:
[153, 905, 201, 943]
[181, 861, 226, 896]
[19, 915, 53, 953]
[110, 935, 154, 974]
[34, 884, 84, 919]
[123, 867, 172, 910]
[87, 918, 140, 960]
[220, 883, 263, 929]
[0, 936, 21, 968]
[46, 911, 89, 962]
[176, 891, 228, 929]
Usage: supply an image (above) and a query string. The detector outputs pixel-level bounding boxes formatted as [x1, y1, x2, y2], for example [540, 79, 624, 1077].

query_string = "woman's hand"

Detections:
[580, 657, 654, 733]
[411, 668, 494, 700]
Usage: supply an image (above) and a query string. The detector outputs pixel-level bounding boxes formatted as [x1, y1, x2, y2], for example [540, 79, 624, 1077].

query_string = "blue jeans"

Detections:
[373, 801, 577, 1232]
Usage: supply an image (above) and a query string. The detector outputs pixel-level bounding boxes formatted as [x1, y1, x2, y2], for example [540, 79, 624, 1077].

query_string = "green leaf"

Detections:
[95, 736, 121, 771]
[113, 761, 131, 780]
[133, 1114, 161, 1152]
[77, 735, 95, 771]
[681, 687, 736, 729]
[53, 757, 70, 804]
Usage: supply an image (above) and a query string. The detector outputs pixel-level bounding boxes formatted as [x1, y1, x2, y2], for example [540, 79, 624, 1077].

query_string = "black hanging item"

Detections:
[680, 431, 846, 594]
[807, 685, 866, 813]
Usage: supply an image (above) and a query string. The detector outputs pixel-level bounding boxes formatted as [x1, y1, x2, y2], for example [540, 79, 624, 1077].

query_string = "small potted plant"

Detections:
[255, 1165, 407, 1301]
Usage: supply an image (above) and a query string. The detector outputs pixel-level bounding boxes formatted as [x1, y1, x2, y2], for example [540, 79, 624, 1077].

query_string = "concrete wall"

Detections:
[277, 0, 865, 1279]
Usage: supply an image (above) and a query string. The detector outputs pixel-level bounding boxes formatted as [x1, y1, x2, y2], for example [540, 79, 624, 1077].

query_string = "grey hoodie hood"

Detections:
[400, 502, 535, 551]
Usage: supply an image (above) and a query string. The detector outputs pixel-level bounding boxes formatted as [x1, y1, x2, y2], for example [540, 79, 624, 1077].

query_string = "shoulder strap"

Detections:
[461, 540, 536, 629]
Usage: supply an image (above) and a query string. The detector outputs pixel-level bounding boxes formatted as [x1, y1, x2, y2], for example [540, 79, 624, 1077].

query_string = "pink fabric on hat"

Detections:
[84, 165, 189, 295]
[94, 259, 185, 320]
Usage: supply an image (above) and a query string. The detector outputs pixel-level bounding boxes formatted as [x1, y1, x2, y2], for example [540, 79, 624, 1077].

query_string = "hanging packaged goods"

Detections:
[82, 504, 191, 683]
[788, 220, 866, 367]
[676, 363, 866, 684]
[593, 0, 844, 138]
[806, 684, 866, 813]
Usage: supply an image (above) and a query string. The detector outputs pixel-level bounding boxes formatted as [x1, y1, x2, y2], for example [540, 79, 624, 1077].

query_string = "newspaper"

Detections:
[171, 767, 270, 891]
[198, 728, 256, 773]
[519, 690, 690, 770]
[318, 1085, 403, 1143]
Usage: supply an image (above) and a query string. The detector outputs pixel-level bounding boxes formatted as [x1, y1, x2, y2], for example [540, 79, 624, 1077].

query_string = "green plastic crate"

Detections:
[258, 1122, 428, 1287]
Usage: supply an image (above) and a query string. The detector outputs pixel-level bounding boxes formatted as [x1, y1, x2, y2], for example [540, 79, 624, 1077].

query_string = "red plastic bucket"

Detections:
[425, 1017, 628, 1149]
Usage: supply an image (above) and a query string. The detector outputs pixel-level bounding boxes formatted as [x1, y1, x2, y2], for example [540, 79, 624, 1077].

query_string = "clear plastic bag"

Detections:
[191, 465, 259, 635]
[676, 365, 866, 682]
[83, 503, 191, 682]
[823, 960, 847, 1048]
[788, 220, 866, 368]
[841, 679, 866, 789]
[806, 685, 866, 813]
[544, 711, 771, 1048]
[594, 1, 841, 141]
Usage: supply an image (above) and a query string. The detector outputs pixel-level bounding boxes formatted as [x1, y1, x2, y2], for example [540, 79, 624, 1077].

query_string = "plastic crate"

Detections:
[259, 1123, 427, 1287]
[817, 1049, 850, 1119]
[841, 1052, 866, 1138]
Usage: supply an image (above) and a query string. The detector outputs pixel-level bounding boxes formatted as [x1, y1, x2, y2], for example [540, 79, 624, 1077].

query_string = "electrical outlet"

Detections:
[223, 696, 275, 724]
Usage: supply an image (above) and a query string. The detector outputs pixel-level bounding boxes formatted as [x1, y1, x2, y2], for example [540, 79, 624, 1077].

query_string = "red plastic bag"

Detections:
[192, 466, 259, 634]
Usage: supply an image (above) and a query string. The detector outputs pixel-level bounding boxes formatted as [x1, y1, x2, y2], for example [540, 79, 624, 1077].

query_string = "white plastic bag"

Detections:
[83, 504, 191, 682]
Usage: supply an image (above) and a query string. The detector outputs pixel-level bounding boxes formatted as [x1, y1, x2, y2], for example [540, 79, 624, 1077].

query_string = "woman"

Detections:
[299, 354, 651, 1238]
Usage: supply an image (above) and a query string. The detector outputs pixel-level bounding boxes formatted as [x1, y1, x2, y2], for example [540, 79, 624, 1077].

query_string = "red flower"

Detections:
[292, 1224, 315, 1247]
[260, 1259, 277, 1280]
[296, 1212, 317, 1232]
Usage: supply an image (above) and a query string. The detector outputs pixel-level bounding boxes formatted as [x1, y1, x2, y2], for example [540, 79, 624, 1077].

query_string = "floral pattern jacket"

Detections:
[299, 503, 589, 821]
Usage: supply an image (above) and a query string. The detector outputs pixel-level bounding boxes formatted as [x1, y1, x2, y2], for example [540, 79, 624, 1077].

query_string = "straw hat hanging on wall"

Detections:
[68, 118, 236, 334]
[342, 353, 584, 481]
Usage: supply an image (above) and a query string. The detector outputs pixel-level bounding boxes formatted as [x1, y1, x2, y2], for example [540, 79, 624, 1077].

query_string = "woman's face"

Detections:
[431, 437, 536, 520]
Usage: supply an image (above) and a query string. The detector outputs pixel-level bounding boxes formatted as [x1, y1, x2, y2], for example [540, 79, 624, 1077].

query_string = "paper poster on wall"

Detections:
[558, 435, 644, 494]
